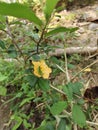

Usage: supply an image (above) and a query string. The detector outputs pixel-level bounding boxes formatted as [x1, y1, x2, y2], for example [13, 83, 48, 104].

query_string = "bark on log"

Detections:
[49, 46, 98, 57]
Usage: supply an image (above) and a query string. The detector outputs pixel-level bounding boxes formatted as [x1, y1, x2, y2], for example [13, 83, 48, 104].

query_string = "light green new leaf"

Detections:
[0, 73, 7, 81]
[11, 115, 22, 130]
[19, 97, 34, 107]
[50, 101, 67, 115]
[0, 2, 43, 26]
[0, 86, 7, 96]
[44, 0, 59, 21]
[72, 104, 86, 127]
[23, 119, 31, 129]
[45, 27, 78, 37]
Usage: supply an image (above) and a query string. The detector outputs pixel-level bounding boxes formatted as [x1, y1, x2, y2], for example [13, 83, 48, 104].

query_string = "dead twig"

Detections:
[71, 59, 98, 81]
[50, 84, 66, 96]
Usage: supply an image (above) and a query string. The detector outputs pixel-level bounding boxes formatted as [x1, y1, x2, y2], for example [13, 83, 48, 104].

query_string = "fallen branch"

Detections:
[49, 46, 98, 57]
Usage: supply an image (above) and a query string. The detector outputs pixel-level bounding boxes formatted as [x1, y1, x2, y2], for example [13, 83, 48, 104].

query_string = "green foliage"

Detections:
[72, 104, 86, 127]
[0, 86, 7, 96]
[45, 27, 78, 37]
[57, 118, 66, 130]
[63, 82, 83, 103]
[44, 0, 59, 21]
[7, 45, 18, 58]
[38, 78, 50, 91]
[0, 73, 7, 81]
[36, 120, 56, 130]
[0, 1, 95, 130]
[11, 114, 23, 130]
[0, 40, 6, 49]
[69, 82, 83, 95]
[50, 101, 67, 115]
[0, 2, 43, 26]
[0, 15, 6, 30]
[25, 75, 37, 87]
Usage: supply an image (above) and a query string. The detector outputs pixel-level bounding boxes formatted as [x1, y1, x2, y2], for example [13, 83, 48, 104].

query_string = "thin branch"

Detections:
[50, 84, 67, 96]
[35, 102, 45, 109]
[36, 25, 46, 53]
[63, 110, 71, 116]
[93, 113, 98, 122]
[29, 35, 38, 44]
[64, 45, 70, 83]
[71, 59, 98, 81]
[6, 17, 24, 59]
[73, 124, 78, 130]
[86, 121, 98, 126]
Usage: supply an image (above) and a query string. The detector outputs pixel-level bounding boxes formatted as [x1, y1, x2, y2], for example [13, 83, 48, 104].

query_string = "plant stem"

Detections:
[50, 84, 67, 97]
[6, 18, 23, 56]
[36, 22, 48, 54]
[73, 124, 78, 130]
[5, 17, 28, 67]
[64, 44, 70, 83]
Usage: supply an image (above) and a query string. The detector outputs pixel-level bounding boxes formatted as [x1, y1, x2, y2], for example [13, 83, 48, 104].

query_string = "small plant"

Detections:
[0, 0, 97, 130]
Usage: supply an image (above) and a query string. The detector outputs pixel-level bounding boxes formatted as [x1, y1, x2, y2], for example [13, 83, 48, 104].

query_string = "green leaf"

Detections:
[0, 73, 7, 81]
[44, 0, 59, 21]
[45, 27, 78, 37]
[69, 82, 83, 95]
[0, 40, 6, 49]
[0, 23, 6, 30]
[45, 121, 55, 130]
[25, 75, 37, 87]
[57, 118, 66, 130]
[15, 92, 23, 98]
[36, 120, 46, 130]
[0, 15, 6, 29]
[50, 101, 67, 115]
[38, 78, 50, 91]
[0, 15, 6, 22]
[36, 126, 46, 130]
[36, 120, 55, 130]
[19, 97, 34, 107]
[11, 115, 22, 130]
[63, 84, 73, 102]
[0, 86, 7, 96]
[67, 63, 75, 69]
[7, 45, 17, 58]
[0, 2, 43, 26]
[23, 119, 31, 129]
[72, 104, 86, 127]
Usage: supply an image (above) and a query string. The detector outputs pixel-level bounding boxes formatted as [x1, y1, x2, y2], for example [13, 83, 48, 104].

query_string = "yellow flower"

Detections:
[32, 60, 52, 79]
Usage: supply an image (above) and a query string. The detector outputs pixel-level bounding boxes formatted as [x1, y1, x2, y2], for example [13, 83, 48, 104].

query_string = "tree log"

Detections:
[49, 46, 98, 57]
